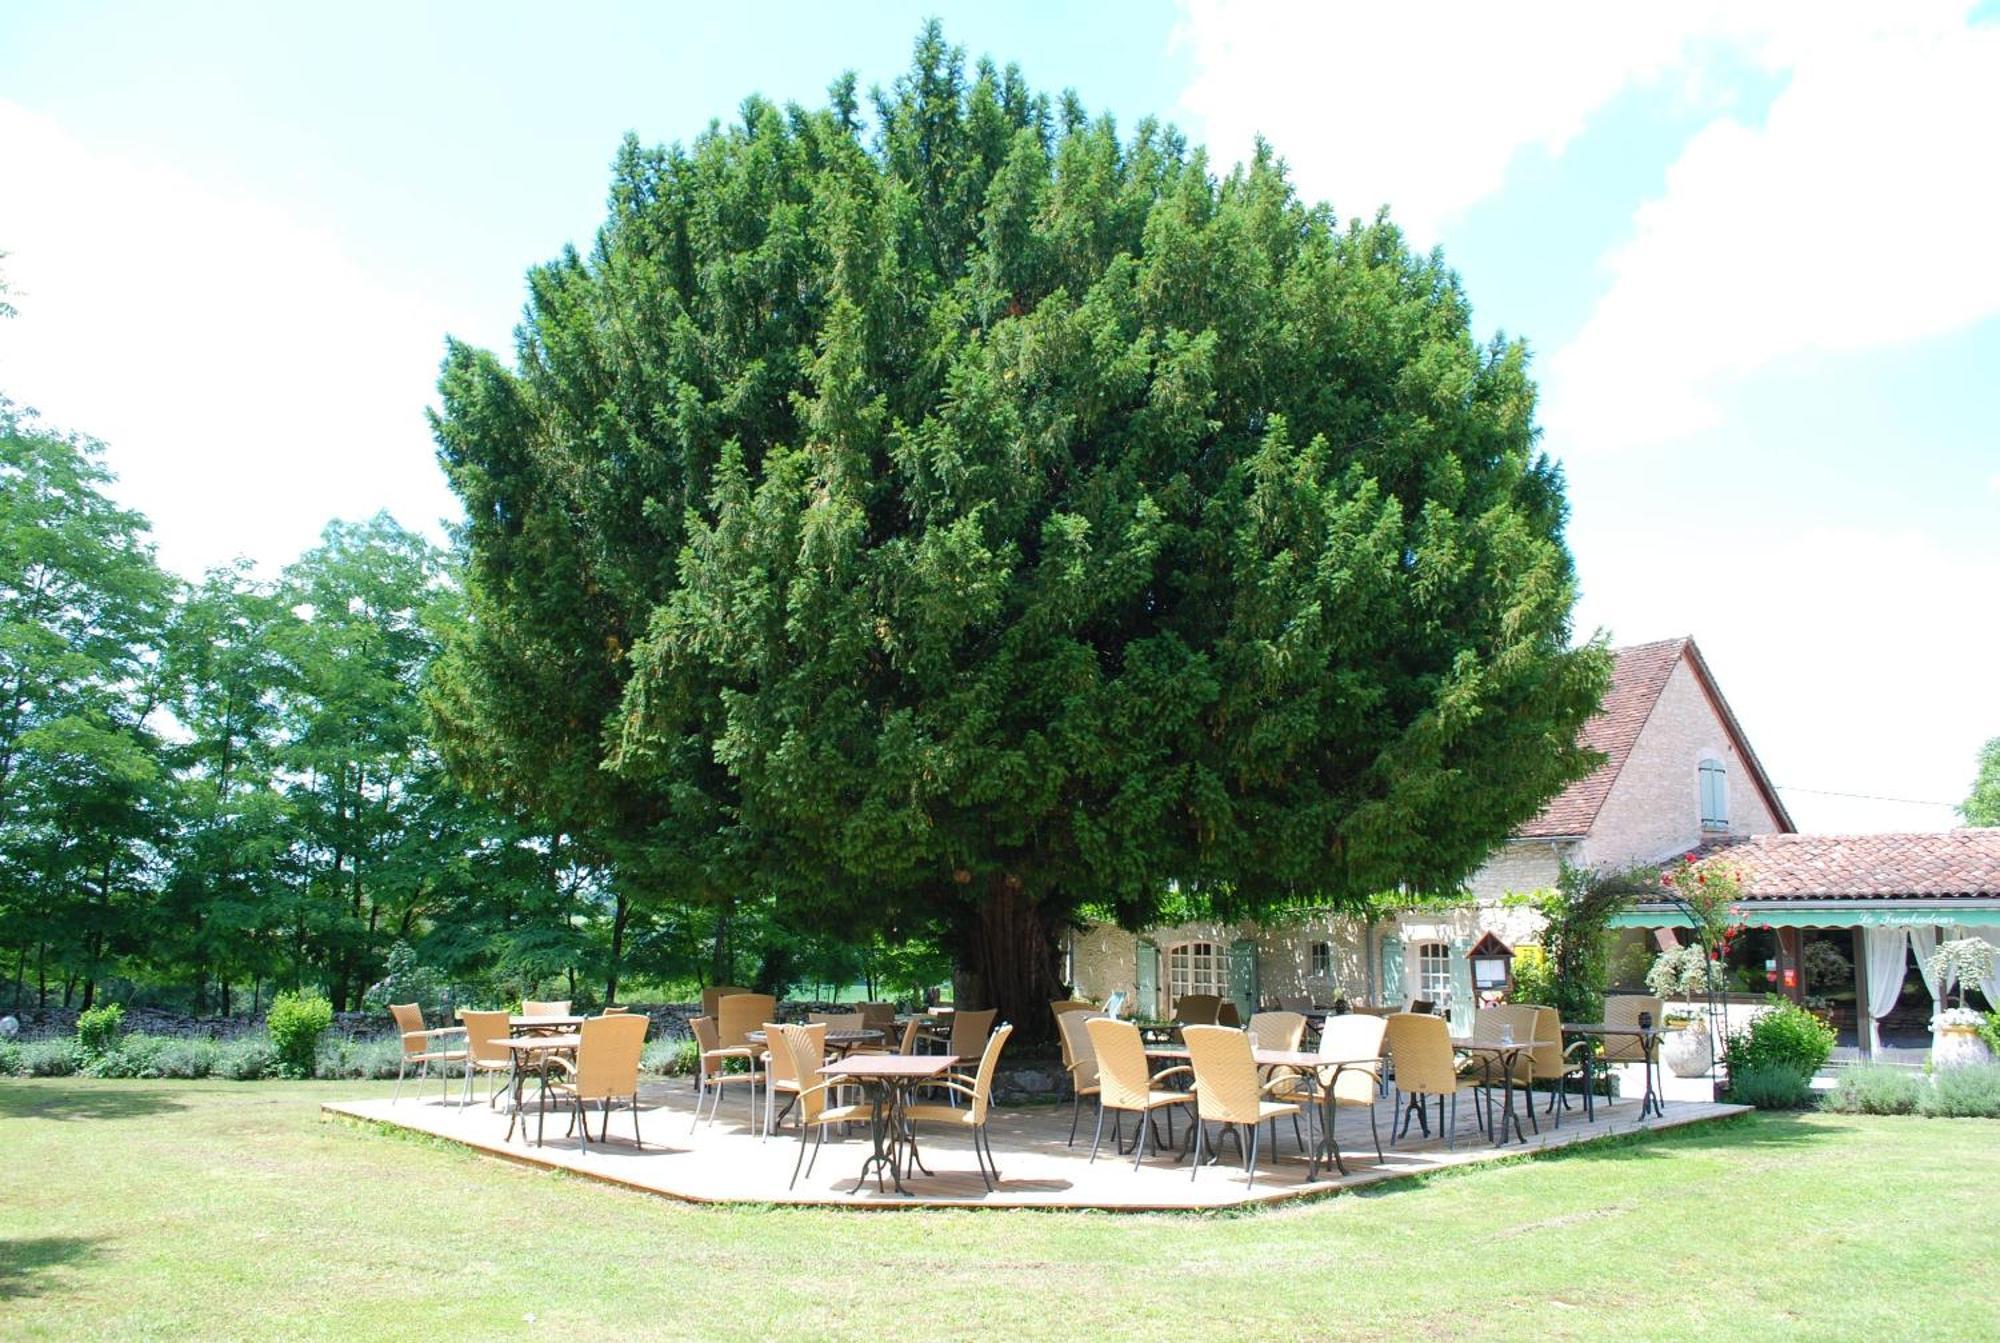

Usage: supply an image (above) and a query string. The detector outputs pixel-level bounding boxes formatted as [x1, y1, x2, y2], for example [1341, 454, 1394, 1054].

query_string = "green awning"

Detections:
[1610, 904, 2000, 930]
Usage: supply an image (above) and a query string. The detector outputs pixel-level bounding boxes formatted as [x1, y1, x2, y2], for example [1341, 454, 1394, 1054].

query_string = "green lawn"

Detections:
[3, 1079, 1993, 1341]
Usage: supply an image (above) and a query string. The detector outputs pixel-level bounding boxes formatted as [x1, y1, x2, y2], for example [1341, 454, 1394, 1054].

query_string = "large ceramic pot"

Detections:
[1933, 1024, 1992, 1070]
[1661, 1021, 1714, 1078]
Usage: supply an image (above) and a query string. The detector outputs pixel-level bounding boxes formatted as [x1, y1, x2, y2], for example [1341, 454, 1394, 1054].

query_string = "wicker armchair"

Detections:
[1603, 995, 1665, 1061]
[1522, 1004, 1596, 1125]
[690, 1013, 764, 1133]
[458, 1009, 514, 1107]
[1247, 1011, 1307, 1051]
[761, 1020, 828, 1138]
[767, 1024, 874, 1189]
[1055, 1008, 1102, 1147]
[1317, 1013, 1388, 1171]
[1175, 994, 1223, 1026]
[1084, 1017, 1193, 1169]
[809, 1011, 863, 1031]
[1385, 1012, 1466, 1149]
[700, 984, 753, 1021]
[903, 1023, 1015, 1191]
[388, 1002, 466, 1104]
[1183, 1024, 1302, 1189]
[538, 1012, 648, 1152]
[521, 1000, 571, 1018]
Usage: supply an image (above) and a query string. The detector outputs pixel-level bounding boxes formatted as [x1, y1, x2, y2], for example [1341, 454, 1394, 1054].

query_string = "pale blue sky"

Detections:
[2, 2, 1995, 832]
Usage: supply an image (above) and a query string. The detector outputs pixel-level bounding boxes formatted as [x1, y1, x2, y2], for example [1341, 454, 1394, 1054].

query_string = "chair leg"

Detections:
[1245, 1123, 1260, 1190]
[1068, 1090, 1082, 1147]
[1089, 1103, 1107, 1163]
[1446, 1092, 1457, 1151]
[1368, 1100, 1384, 1162]
[1190, 1120, 1204, 1181]
[1132, 1107, 1151, 1172]
[691, 1071, 706, 1134]
[393, 1056, 406, 1103]
[633, 1094, 643, 1150]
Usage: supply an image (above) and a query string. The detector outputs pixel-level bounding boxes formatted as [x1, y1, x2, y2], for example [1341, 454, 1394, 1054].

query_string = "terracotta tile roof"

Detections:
[1516, 638, 1689, 839]
[1696, 830, 2000, 900]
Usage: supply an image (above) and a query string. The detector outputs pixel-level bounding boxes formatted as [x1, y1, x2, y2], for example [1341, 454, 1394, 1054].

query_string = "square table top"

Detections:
[1560, 1022, 1659, 1036]
[499, 1033, 581, 1051]
[1451, 1038, 1556, 1052]
[818, 1053, 959, 1079]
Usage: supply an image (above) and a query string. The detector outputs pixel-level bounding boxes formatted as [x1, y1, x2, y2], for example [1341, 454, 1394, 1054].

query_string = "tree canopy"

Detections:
[1964, 737, 2000, 827]
[432, 24, 1608, 1032]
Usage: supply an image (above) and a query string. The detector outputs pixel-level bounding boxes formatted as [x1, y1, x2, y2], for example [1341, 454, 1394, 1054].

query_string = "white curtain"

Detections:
[1908, 926, 1941, 1010]
[1864, 927, 1909, 1052]
[1952, 926, 2000, 1007]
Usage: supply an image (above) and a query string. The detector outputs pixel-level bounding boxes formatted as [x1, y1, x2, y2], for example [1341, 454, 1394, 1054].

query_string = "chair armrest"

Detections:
[402, 1027, 466, 1045]
[918, 1080, 979, 1104]
[1149, 1064, 1194, 1086]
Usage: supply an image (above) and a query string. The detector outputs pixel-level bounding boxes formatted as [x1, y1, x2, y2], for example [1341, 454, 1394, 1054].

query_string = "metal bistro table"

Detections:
[816, 1052, 957, 1196]
[1563, 1022, 1665, 1120]
[1248, 1049, 1383, 1179]
[1450, 1038, 1557, 1147]
[499, 1032, 582, 1144]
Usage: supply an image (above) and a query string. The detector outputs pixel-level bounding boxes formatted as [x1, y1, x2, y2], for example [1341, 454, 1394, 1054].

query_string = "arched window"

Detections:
[1167, 941, 1226, 1003]
[1699, 757, 1729, 830]
[1415, 942, 1453, 1007]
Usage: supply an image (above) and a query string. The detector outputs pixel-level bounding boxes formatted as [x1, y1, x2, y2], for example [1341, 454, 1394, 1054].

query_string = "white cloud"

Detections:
[0, 101, 462, 578]
[1573, 523, 2000, 834]
[1542, 7, 2000, 453]
[1172, 0, 1767, 242]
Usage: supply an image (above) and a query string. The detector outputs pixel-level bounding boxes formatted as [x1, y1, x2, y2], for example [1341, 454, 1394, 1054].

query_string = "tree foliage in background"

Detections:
[1512, 866, 1655, 1024]
[434, 24, 1608, 1036]
[1964, 737, 2000, 827]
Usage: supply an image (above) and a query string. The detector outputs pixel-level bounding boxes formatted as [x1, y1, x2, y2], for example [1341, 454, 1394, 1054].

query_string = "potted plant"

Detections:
[1646, 945, 1726, 1076]
[1926, 938, 1996, 1069]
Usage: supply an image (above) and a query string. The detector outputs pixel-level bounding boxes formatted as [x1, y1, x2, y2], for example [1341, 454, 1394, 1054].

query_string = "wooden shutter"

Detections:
[1379, 934, 1403, 1007]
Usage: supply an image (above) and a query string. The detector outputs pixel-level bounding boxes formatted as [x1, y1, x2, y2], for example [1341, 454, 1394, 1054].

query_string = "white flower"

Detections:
[1932, 1007, 1985, 1030]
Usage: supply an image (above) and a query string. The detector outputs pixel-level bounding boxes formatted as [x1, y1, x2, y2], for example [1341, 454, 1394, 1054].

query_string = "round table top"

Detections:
[745, 1028, 884, 1047]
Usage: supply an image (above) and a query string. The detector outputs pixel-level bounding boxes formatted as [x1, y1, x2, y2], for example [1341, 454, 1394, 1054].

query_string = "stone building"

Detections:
[1068, 636, 1793, 1030]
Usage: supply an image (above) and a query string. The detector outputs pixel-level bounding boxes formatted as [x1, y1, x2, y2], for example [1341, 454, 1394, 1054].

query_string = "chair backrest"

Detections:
[601, 1005, 631, 1015]
[1472, 1004, 1541, 1082]
[522, 1000, 571, 1018]
[461, 1010, 513, 1065]
[1603, 995, 1664, 1061]
[1050, 1000, 1094, 1069]
[772, 1024, 834, 1125]
[1525, 1005, 1564, 1080]
[859, 1002, 897, 1036]
[1247, 1011, 1306, 1052]
[1183, 1024, 1262, 1124]
[949, 1008, 997, 1057]
[1055, 1009, 1101, 1093]
[1085, 1017, 1155, 1110]
[1385, 1012, 1457, 1096]
[717, 993, 777, 1051]
[1175, 994, 1222, 1026]
[1317, 1013, 1388, 1105]
[389, 1003, 429, 1058]
[1217, 1001, 1242, 1028]
[809, 1011, 862, 1031]
[690, 1015, 724, 1078]
[763, 1020, 826, 1092]
[1407, 998, 1437, 1016]
[964, 1023, 1014, 1123]
[896, 1017, 926, 1055]
[572, 1013, 647, 1100]
[701, 984, 752, 1021]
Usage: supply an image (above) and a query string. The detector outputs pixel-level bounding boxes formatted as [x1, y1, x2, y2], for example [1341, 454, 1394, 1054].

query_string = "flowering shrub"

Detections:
[1646, 945, 1726, 1001]
[1724, 999, 1835, 1080]
[1926, 938, 1996, 1012]
[1933, 1006, 1985, 1031]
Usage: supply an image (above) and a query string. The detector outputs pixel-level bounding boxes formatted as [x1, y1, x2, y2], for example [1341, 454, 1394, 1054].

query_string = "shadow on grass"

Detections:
[0, 1236, 105, 1300]
[0, 1083, 189, 1122]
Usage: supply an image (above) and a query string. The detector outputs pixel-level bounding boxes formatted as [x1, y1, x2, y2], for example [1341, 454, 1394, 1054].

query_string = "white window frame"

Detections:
[1167, 941, 1227, 1004]
[1698, 756, 1729, 831]
[1415, 942, 1453, 1007]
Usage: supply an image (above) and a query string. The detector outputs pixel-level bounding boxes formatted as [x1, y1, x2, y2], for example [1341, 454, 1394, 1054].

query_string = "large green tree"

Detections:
[1964, 737, 2000, 827]
[435, 26, 1608, 1034]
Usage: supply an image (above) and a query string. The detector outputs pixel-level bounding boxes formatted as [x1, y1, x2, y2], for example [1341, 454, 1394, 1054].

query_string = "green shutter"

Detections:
[1379, 934, 1403, 1007]
[1229, 938, 1259, 1018]
[1136, 939, 1159, 1018]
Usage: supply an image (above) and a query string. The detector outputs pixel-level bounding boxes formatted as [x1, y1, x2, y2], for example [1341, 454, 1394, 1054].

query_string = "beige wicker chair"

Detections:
[1051, 999, 1097, 1105]
[458, 1009, 514, 1107]
[700, 984, 752, 1021]
[948, 1007, 997, 1058]
[768, 1023, 874, 1189]
[1183, 1024, 1302, 1189]
[809, 1011, 863, 1031]
[1247, 1010, 1307, 1051]
[904, 1023, 1015, 1191]
[388, 1002, 466, 1103]
[1467, 1004, 1543, 1138]
[1055, 1008, 1102, 1147]
[538, 1012, 648, 1151]
[1525, 1003, 1596, 1126]
[521, 999, 571, 1018]
[894, 1017, 926, 1055]
[1217, 1000, 1242, 1028]
[1175, 994, 1223, 1026]
[1603, 995, 1665, 1062]
[1316, 1012, 1388, 1171]
[1386, 1011, 1465, 1149]
[690, 1013, 765, 1133]
[761, 1020, 828, 1138]
[855, 1002, 897, 1051]
[1085, 1017, 1194, 1168]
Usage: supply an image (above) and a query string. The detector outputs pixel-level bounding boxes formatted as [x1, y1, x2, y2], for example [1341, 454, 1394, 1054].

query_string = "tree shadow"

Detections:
[0, 1236, 106, 1300]
[0, 1084, 189, 1121]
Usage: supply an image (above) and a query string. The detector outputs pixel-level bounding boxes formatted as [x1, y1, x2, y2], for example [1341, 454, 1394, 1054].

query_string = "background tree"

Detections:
[436, 25, 1608, 1036]
[1962, 737, 2000, 827]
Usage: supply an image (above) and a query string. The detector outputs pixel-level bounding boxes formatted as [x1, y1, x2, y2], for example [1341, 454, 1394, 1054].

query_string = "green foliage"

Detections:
[434, 23, 1608, 1032]
[1925, 938, 1997, 1011]
[317, 1035, 405, 1081]
[0, 1038, 81, 1077]
[1827, 1066, 1922, 1115]
[1962, 737, 2000, 827]
[1724, 1000, 1836, 1081]
[265, 991, 333, 1079]
[1646, 945, 1726, 1000]
[1727, 1061, 1817, 1110]
[642, 1038, 699, 1077]
[217, 1038, 274, 1081]
[363, 941, 444, 1012]
[1979, 1011, 2000, 1057]
[1919, 1063, 2000, 1118]
[1512, 867, 1651, 1024]
[74, 1003, 126, 1055]
[1800, 938, 1851, 989]
[1509, 944, 1555, 1007]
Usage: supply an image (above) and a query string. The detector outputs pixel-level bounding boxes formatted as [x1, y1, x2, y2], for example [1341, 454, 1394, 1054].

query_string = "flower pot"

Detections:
[1932, 1024, 1992, 1070]
[1662, 1024, 1713, 1078]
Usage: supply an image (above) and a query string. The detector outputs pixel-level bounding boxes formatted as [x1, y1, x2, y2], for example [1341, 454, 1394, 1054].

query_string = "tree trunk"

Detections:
[963, 876, 1065, 1046]
[605, 891, 630, 1005]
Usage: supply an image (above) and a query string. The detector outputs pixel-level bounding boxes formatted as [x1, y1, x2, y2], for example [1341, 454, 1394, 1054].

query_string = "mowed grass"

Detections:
[3, 1079, 1994, 1342]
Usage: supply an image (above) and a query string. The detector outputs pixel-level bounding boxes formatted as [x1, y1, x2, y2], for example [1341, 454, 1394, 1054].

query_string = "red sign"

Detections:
[1782, 967, 1798, 989]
